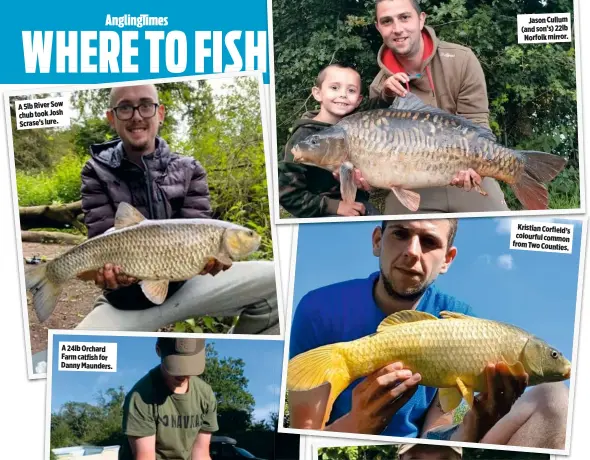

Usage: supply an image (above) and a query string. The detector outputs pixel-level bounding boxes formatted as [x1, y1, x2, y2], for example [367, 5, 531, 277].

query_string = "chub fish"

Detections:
[25, 202, 261, 322]
[287, 310, 571, 428]
[291, 93, 567, 211]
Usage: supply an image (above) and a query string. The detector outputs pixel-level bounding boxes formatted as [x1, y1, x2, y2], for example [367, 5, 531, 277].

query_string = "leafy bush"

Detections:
[16, 154, 89, 206]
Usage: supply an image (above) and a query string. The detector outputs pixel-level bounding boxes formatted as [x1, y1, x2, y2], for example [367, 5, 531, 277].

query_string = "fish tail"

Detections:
[511, 151, 567, 210]
[287, 343, 352, 429]
[25, 264, 62, 323]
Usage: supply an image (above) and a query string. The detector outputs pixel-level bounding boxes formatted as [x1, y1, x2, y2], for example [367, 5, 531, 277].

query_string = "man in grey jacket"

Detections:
[77, 83, 280, 335]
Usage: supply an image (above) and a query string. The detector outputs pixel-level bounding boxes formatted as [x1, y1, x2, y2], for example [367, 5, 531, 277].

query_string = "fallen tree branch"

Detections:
[19, 200, 86, 233]
[21, 230, 86, 245]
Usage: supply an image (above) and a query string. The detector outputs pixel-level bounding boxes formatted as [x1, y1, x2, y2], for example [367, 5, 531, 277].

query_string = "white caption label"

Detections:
[58, 342, 117, 372]
[510, 220, 573, 254]
[15, 97, 70, 130]
[517, 13, 571, 44]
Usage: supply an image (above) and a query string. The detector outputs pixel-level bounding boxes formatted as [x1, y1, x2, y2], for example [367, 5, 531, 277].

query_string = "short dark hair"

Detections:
[375, 0, 422, 15]
[315, 62, 361, 88]
[381, 218, 458, 248]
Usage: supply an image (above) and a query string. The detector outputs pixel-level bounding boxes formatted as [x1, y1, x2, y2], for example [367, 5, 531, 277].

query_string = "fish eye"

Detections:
[248, 230, 254, 237]
[310, 138, 319, 145]
[551, 350, 559, 359]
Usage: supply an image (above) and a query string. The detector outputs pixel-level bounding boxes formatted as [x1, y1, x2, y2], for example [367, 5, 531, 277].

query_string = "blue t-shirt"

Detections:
[289, 271, 474, 438]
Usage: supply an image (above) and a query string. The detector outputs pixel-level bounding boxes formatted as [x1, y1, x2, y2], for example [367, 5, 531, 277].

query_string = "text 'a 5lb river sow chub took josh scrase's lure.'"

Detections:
[25, 202, 262, 323]
[287, 311, 571, 428]
[291, 93, 567, 211]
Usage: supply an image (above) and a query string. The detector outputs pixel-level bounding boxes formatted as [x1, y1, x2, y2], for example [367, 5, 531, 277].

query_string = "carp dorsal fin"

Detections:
[389, 92, 497, 142]
[440, 311, 472, 320]
[377, 310, 437, 333]
[115, 202, 147, 229]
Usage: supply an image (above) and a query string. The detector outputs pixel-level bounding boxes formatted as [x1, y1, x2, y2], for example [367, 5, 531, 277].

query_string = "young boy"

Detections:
[278, 63, 375, 217]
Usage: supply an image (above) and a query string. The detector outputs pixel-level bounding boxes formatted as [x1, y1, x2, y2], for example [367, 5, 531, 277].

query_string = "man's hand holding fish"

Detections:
[287, 218, 570, 449]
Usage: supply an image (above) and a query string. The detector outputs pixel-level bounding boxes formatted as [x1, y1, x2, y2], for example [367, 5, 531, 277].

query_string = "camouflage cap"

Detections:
[157, 338, 206, 376]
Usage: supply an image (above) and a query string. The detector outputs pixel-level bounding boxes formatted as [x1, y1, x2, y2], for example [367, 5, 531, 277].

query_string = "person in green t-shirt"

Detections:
[119, 338, 219, 460]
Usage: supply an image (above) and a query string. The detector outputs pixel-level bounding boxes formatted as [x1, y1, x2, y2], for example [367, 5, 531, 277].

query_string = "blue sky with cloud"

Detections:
[292, 217, 583, 369]
[50, 335, 283, 423]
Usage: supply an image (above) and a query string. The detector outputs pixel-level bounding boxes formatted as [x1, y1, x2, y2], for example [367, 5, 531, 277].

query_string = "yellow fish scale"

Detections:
[342, 317, 530, 392]
[47, 223, 225, 283]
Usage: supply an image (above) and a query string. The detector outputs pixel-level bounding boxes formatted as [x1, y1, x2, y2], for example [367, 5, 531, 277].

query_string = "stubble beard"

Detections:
[380, 267, 431, 303]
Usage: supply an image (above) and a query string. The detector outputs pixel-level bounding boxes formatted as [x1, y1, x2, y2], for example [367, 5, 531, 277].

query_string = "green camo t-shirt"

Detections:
[119, 366, 218, 460]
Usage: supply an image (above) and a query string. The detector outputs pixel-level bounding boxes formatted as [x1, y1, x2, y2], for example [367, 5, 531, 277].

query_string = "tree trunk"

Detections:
[19, 200, 86, 233]
[21, 230, 86, 245]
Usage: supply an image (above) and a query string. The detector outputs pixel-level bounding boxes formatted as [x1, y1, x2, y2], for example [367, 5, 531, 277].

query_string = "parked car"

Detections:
[210, 436, 267, 460]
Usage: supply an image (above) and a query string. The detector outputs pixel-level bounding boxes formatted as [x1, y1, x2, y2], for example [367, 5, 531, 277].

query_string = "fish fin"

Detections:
[391, 186, 421, 212]
[339, 161, 357, 204]
[439, 387, 463, 413]
[377, 310, 437, 332]
[440, 311, 471, 320]
[510, 170, 549, 210]
[76, 269, 98, 282]
[140, 280, 169, 305]
[510, 151, 567, 210]
[212, 253, 233, 267]
[114, 202, 147, 229]
[506, 360, 526, 376]
[389, 93, 496, 141]
[456, 378, 474, 408]
[25, 264, 62, 323]
[287, 344, 352, 429]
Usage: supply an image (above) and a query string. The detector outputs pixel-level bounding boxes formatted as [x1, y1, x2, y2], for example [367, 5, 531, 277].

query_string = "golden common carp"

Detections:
[291, 93, 567, 211]
[25, 202, 261, 323]
[287, 310, 571, 428]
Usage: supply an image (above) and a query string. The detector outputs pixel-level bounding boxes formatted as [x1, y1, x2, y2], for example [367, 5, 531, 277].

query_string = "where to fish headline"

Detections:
[21, 15, 267, 74]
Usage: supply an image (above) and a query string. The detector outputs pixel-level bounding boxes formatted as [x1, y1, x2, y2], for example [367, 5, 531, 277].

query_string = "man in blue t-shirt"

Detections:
[288, 218, 569, 449]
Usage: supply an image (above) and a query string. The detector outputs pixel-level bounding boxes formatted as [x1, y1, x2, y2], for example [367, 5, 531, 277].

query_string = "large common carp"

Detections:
[25, 202, 261, 322]
[287, 310, 571, 428]
[291, 93, 567, 211]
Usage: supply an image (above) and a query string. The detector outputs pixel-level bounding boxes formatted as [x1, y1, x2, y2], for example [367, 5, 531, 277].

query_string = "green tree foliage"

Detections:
[50, 386, 127, 450]
[319, 445, 550, 460]
[273, 0, 578, 208]
[201, 343, 256, 414]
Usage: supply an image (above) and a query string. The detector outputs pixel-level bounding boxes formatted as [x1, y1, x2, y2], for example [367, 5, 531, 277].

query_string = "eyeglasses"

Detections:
[111, 102, 159, 121]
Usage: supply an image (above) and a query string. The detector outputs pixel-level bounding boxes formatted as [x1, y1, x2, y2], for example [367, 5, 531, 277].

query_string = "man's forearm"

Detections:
[134, 451, 156, 460]
[191, 446, 211, 460]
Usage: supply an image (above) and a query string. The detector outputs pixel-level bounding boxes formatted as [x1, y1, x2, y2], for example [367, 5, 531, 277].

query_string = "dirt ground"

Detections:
[22, 241, 101, 354]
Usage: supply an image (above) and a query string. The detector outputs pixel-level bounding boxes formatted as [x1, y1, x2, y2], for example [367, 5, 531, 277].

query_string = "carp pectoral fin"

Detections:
[456, 378, 474, 408]
[506, 361, 526, 376]
[391, 186, 420, 212]
[339, 162, 357, 204]
[440, 311, 471, 320]
[76, 269, 99, 282]
[439, 387, 463, 413]
[377, 310, 437, 333]
[140, 280, 169, 304]
[213, 253, 233, 267]
[115, 202, 147, 229]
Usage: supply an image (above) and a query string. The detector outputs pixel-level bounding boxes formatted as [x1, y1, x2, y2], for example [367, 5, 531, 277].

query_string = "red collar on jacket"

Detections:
[381, 30, 435, 92]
